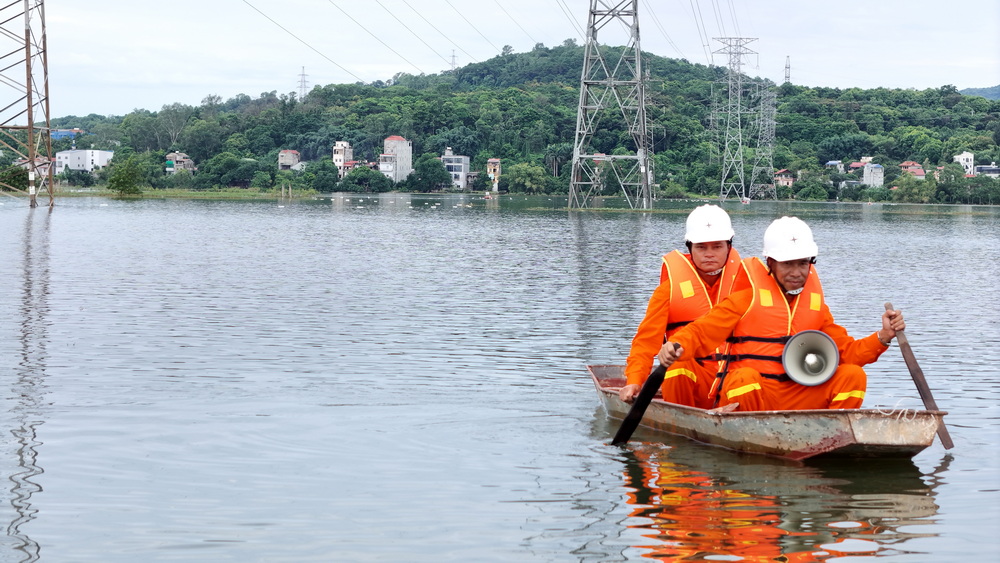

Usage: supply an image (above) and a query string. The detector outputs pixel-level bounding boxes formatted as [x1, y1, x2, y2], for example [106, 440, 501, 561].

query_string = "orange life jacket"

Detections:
[658, 247, 742, 339]
[728, 257, 825, 379]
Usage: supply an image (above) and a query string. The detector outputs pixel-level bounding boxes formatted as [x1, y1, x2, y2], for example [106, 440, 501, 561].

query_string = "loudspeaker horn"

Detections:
[782, 330, 839, 386]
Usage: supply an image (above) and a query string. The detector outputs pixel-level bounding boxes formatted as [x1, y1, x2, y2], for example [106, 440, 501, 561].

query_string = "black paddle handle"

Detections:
[884, 302, 954, 449]
[611, 364, 667, 446]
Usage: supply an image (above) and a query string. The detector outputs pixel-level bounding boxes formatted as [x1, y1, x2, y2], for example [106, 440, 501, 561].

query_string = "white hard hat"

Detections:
[762, 216, 819, 262]
[684, 204, 734, 243]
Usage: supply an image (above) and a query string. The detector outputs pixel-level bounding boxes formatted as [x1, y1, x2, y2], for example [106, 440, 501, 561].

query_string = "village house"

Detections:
[899, 161, 926, 180]
[953, 151, 974, 176]
[862, 163, 884, 187]
[379, 135, 413, 183]
[332, 141, 353, 179]
[278, 149, 303, 171]
[486, 158, 501, 192]
[55, 149, 114, 174]
[440, 147, 471, 189]
[165, 151, 195, 175]
[774, 169, 795, 188]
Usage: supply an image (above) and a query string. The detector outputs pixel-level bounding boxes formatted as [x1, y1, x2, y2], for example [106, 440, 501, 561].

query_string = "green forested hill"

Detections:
[36, 42, 1000, 203]
[960, 85, 1000, 100]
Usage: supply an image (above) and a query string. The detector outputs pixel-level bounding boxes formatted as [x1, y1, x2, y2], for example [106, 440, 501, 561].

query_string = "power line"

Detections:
[240, 0, 365, 83]
[493, 0, 537, 45]
[554, 0, 587, 41]
[326, 0, 425, 75]
[443, 0, 502, 55]
[641, 0, 685, 59]
[400, 0, 479, 64]
[373, 0, 451, 68]
[689, 0, 712, 64]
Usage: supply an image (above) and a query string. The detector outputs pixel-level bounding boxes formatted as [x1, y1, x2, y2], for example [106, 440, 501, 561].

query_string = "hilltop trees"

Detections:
[45, 42, 1000, 200]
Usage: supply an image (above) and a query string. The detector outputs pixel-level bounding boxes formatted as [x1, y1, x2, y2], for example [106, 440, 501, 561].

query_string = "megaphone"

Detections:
[782, 330, 839, 386]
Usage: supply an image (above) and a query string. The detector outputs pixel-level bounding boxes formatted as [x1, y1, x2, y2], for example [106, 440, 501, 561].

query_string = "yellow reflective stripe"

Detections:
[833, 390, 866, 402]
[680, 280, 695, 298]
[726, 382, 762, 400]
[810, 292, 821, 311]
[665, 368, 697, 383]
[759, 289, 773, 307]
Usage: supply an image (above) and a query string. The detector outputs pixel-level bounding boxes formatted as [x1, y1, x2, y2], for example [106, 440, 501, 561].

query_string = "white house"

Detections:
[953, 151, 974, 176]
[55, 149, 113, 174]
[332, 141, 353, 179]
[862, 163, 884, 187]
[379, 135, 413, 183]
[440, 147, 470, 189]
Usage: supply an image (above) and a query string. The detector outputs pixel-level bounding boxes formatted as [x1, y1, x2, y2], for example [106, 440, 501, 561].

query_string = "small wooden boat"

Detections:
[590, 365, 946, 460]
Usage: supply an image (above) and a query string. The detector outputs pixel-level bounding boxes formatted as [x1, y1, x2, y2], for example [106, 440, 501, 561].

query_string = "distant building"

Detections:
[954, 151, 974, 176]
[55, 149, 113, 174]
[440, 147, 470, 189]
[278, 149, 301, 170]
[165, 151, 196, 175]
[486, 158, 501, 192]
[862, 163, 884, 187]
[379, 135, 413, 183]
[332, 141, 354, 179]
[848, 161, 865, 173]
[774, 169, 795, 188]
[824, 160, 844, 173]
[974, 162, 1000, 179]
[899, 161, 926, 180]
[50, 128, 85, 140]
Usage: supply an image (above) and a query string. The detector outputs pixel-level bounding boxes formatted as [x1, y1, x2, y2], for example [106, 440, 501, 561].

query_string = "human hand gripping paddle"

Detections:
[611, 343, 681, 446]
[884, 302, 954, 449]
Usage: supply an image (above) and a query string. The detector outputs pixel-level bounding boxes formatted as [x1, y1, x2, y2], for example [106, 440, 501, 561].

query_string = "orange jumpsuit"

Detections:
[668, 257, 889, 411]
[624, 247, 742, 409]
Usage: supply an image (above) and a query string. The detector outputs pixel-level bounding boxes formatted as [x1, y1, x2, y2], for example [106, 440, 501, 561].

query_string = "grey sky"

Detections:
[46, 0, 1000, 117]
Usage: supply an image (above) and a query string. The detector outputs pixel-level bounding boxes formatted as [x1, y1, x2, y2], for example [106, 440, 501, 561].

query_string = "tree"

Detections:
[340, 166, 391, 193]
[505, 162, 548, 193]
[407, 153, 452, 192]
[107, 156, 143, 195]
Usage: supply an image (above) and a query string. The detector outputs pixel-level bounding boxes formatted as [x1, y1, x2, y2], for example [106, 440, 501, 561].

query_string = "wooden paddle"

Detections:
[884, 302, 954, 449]
[611, 364, 666, 445]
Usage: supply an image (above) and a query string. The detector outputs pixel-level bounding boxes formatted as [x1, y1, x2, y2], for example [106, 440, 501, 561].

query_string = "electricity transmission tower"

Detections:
[569, 0, 653, 209]
[298, 67, 309, 101]
[0, 0, 53, 208]
[748, 85, 777, 200]
[713, 37, 756, 201]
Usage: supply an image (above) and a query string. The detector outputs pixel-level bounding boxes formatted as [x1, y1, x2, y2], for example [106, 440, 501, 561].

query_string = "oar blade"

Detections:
[611, 365, 667, 446]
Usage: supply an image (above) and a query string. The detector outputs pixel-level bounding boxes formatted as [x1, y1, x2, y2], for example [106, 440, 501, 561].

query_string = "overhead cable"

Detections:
[400, 0, 479, 64]
[493, 0, 538, 45]
[373, 0, 452, 68]
[443, 0, 502, 55]
[326, 0, 425, 75]
[240, 0, 365, 83]
[642, 0, 685, 59]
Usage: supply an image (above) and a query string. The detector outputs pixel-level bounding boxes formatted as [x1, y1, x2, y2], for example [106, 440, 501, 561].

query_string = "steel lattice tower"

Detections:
[748, 85, 776, 200]
[569, 0, 653, 210]
[713, 37, 756, 202]
[0, 0, 53, 208]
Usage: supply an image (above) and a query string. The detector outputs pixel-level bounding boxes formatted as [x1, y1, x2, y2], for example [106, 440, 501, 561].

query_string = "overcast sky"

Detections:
[44, 0, 1000, 118]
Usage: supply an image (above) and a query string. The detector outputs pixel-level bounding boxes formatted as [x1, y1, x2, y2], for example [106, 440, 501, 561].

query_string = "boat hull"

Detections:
[590, 365, 945, 460]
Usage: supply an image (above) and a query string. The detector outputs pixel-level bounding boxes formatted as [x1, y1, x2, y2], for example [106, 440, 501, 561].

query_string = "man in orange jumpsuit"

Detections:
[619, 205, 743, 409]
[654, 216, 906, 411]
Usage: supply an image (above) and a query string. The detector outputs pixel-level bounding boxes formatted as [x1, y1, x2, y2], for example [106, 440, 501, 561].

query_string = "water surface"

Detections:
[0, 195, 997, 561]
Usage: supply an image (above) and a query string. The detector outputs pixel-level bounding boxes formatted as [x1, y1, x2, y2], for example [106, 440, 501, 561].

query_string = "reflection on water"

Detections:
[5, 209, 49, 561]
[617, 443, 944, 561]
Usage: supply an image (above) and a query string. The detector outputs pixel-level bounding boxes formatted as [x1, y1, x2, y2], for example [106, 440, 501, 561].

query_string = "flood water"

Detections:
[0, 194, 998, 562]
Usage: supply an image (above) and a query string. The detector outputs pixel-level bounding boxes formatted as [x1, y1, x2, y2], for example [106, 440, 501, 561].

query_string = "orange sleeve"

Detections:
[819, 306, 888, 366]
[624, 282, 672, 386]
[670, 289, 753, 362]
